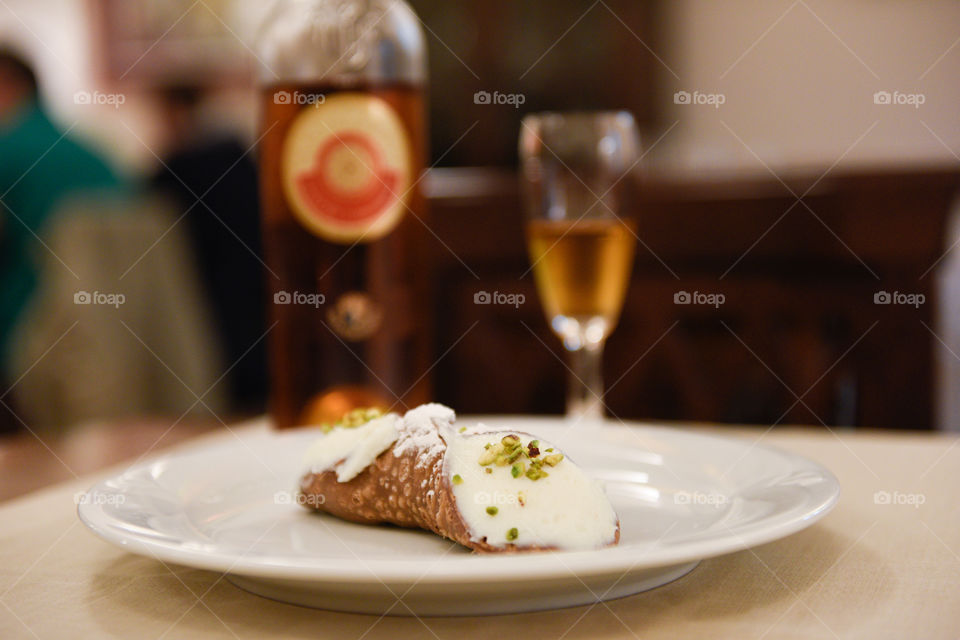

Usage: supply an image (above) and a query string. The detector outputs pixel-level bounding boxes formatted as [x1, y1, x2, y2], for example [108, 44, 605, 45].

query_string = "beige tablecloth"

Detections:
[1, 423, 958, 639]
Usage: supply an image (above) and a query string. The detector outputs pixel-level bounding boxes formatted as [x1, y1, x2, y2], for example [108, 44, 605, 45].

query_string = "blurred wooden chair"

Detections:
[5, 194, 227, 431]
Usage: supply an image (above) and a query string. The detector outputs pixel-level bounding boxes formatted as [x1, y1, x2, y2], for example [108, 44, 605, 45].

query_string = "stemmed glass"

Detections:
[519, 112, 640, 421]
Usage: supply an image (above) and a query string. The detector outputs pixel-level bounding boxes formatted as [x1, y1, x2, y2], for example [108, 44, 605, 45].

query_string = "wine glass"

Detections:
[519, 111, 640, 421]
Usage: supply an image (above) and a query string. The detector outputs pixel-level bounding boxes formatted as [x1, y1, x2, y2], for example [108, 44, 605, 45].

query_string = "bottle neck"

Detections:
[255, 0, 426, 87]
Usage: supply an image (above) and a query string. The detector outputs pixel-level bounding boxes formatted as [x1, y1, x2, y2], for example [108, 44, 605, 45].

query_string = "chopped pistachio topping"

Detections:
[486, 506, 498, 516]
[320, 407, 384, 432]
[525, 466, 548, 480]
[506, 527, 519, 541]
[477, 434, 562, 481]
[484, 467, 492, 474]
[518, 491, 526, 507]
[458, 426, 467, 433]
[545, 448, 554, 452]
[543, 453, 564, 466]
[478, 446, 499, 465]
[452, 474, 463, 485]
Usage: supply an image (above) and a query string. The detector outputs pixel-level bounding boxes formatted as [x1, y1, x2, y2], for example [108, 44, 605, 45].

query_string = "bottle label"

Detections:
[281, 93, 412, 243]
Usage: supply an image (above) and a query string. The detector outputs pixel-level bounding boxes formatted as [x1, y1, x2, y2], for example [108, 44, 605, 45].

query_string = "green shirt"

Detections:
[0, 103, 125, 363]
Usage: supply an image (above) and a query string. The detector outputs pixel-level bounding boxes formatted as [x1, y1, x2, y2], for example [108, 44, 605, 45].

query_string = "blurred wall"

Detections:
[657, 0, 960, 176]
[3, 0, 958, 175]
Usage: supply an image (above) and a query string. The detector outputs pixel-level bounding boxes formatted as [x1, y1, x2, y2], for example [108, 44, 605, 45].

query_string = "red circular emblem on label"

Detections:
[295, 132, 399, 225]
[281, 93, 411, 243]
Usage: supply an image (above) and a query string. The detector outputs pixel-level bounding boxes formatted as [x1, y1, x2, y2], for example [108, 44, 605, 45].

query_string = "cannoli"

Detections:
[298, 403, 620, 552]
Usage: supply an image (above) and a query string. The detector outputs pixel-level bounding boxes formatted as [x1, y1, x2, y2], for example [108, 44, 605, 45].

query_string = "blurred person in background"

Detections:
[0, 47, 126, 433]
[150, 83, 267, 413]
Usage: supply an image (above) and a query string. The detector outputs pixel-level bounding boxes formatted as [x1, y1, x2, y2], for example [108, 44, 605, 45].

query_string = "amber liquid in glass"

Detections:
[526, 218, 637, 329]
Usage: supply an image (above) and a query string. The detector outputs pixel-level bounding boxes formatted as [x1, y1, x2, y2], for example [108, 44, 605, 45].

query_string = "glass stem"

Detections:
[566, 340, 604, 421]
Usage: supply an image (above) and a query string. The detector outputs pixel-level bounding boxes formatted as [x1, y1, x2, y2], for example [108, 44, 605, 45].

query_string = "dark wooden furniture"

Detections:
[409, 0, 663, 166]
[425, 166, 960, 429]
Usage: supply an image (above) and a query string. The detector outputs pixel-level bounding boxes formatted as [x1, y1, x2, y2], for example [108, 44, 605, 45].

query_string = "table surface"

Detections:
[1, 419, 958, 639]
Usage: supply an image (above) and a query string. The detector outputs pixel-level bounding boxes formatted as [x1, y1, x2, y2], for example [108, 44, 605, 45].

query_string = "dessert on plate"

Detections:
[298, 403, 620, 552]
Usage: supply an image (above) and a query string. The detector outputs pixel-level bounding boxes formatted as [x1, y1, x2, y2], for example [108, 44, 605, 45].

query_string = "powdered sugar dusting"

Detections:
[394, 403, 455, 468]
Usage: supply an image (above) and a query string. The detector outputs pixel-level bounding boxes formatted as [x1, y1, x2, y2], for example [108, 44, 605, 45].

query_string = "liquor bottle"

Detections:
[256, 0, 431, 428]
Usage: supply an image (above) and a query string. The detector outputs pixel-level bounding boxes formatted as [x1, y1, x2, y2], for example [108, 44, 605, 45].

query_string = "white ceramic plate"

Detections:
[78, 417, 839, 616]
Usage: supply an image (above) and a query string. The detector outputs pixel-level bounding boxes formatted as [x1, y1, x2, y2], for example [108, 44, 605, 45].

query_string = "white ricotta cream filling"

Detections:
[446, 430, 618, 550]
[302, 413, 400, 482]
